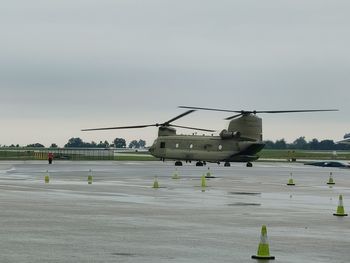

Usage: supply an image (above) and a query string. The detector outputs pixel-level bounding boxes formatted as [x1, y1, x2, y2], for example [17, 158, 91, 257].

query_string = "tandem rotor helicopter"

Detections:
[82, 106, 338, 167]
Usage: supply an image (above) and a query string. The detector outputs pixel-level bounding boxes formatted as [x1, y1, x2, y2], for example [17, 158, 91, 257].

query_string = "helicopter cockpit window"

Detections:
[160, 142, 166, 148]
[218, 145, 223, 151]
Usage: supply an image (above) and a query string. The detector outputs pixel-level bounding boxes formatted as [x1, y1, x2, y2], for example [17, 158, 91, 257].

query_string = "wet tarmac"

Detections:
[0, 161, 349, 263]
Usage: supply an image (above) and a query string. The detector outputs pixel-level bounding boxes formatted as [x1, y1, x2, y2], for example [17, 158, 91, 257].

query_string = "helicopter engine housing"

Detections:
[219, 129, 241, 139]
[227, 114, 262, 141]
[158, 126, 176, 136]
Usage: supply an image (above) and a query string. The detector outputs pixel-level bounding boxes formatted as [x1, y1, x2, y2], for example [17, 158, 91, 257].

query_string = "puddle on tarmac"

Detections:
[227, 202, 261, 206]
[111, 252, 137, 257]
[228, 192, 261, 196]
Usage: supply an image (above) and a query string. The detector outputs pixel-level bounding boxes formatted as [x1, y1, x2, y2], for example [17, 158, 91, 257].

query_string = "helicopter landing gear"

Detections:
[246, 162, 253, 167]
[175, 161, 183, 166]
[196, 161, 204, 166]
[224, 162, 231, 167]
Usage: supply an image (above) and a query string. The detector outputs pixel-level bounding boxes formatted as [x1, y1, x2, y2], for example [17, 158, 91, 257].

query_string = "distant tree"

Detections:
[26, 143, 45, 148]
[50, 143, 58, 148]
[10, 144, 15, 147]
[309, 138, 319, 150]
[96, 140, 109, 148]
[16, 144, 19, 148]
[274, 139, 287, 149]
[292, 136, 308, 150]
[65, 137, 84, 148]
[114, 138, 126, 148]
[129, 140, 140, 148]
[318, 140, 335, 150]
[64, 138, 106, 148]
[263, 140, 275, 149]
[138, 139, 146, 148]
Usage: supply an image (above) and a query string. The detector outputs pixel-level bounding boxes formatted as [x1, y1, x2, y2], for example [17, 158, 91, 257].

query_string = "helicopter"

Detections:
[82, 106, 338, 167]
[338, 133, 350, 144]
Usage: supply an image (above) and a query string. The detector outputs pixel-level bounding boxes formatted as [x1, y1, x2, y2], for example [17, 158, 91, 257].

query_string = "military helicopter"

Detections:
[338, 133, 350, 144]
[82, 106, 338, 167]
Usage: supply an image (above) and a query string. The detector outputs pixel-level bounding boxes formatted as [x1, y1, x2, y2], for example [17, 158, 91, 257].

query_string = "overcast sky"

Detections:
[0, 0, 349, 147]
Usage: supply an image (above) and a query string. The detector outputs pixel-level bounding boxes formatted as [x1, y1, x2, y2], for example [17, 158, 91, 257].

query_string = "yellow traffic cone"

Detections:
[88, 169, 93, 184]
[44, 170, 50, 184]
[252, 225, 275, 260]
[153, 177, 159, 189]
[205, 167, 213, 178]
[201, 174, 206, 188]
[172, 169, 180, 179]
[287, 173, 295, 186]
[333, 195, 348, 216]
[327, 172, 335, 185]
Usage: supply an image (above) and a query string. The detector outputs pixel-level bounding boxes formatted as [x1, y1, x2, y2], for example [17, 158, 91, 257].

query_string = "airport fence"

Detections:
[0, 147, 115, 161]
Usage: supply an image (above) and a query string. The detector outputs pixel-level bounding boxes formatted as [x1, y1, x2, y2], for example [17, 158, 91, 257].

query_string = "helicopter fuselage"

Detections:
[148, 134, 265, 163]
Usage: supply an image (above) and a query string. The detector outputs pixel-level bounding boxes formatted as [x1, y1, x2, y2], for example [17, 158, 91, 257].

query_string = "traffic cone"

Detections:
[172, 169, 180, 179]
[88, 169, 93, 184]
[201, 174, 206, 188]
[287, 173, 295, 186]
[205, 167, 213, 178]
[252, 225, 275, 260]
[44, 170, 50, 184]
[333, 195, 348, 216]
[327, 172, 335, 185]
[153, 177, 159, 188]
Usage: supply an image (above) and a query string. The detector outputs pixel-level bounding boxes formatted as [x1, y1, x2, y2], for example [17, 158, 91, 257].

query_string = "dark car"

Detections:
[304, 161, 350, 168]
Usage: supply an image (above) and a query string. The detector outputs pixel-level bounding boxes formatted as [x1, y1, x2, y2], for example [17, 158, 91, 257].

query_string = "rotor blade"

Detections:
[224, 109, 338, 120]
[251, 109, 339, 114]
[170, 124, 216, 132]
[82, 124, 157, 131]
[179, 106, 242, 113]
[180, 106, 339, 114]
[163, 110, 196, 125]
[225, 113, 244, 120]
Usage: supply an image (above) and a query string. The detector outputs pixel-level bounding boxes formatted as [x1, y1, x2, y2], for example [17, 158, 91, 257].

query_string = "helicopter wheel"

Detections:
[224, 162, 231, 167]
[196, 161, 204, 167]
[246, 162, 253, 167]
[175, 161, 183, 166]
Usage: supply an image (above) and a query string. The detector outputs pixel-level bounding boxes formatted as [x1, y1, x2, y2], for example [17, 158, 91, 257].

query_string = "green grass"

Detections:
[114, 155, 158, 161]
[1, 149, 349, 161]
[0, 151, 36, 160]
[258, 149, 350, 160]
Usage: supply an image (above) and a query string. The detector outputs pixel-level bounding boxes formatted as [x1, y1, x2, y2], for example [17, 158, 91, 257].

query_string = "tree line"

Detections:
[1, 136, 350, 150]
[64, 137, 146, 148]
[0, 137, 147, 149]
[264, 137, 350, 150]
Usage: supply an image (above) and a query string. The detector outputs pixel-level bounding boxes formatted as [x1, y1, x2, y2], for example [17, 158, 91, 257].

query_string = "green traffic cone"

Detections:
[333, 195, 348, 216]
[252, 225, 275, 260]
[287, 173, 295, 186]
[201, 174, 206, 188]
[327, 172, 335, 185]
[153, 177, 159, 189]
[44, 170, 50, 184]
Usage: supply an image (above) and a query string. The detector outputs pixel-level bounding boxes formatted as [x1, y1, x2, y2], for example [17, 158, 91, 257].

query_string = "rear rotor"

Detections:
[178, 106, 339, 120]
